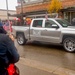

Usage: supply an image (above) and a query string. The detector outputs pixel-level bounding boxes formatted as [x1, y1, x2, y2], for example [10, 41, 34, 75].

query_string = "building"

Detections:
[0, 9, 16, 20]
[62, 0, 75, 23]
[16, 0, 75, 23]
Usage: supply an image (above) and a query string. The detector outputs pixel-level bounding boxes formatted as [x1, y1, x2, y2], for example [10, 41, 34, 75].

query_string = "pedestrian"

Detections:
[0, 28, 19, 75]
[0, 19, 7, 34]
[72, 18, 75, 25]
[0, 25, 7, 34]
[0, 19, 3, 26]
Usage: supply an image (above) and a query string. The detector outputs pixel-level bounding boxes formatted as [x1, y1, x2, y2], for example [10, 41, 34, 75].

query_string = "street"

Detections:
[15, 40, 75, 75]
[0, 0, 75, 74]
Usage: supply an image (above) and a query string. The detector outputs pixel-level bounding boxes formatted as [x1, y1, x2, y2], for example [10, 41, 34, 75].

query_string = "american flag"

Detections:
[3, 22, 9, 31]
[3, 21, 12, 32]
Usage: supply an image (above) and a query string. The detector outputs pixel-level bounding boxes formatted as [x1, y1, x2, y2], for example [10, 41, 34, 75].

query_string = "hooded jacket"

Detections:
[0, 34, 19, 67]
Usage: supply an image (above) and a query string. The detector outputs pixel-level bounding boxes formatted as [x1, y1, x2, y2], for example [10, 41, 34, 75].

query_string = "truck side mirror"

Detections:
[52, 24, 59, 29]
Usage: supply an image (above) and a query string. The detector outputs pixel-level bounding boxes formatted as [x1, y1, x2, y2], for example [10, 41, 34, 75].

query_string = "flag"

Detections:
[55, 13, 58, 18]
[3, 21, 12, 32]
[3, 25, 9, 31]
[3, 22, 9, 31]
[45, 12, 48, 20]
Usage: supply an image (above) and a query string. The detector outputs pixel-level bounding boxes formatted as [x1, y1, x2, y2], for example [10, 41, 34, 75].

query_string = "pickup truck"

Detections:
[12, 18, 75, 52]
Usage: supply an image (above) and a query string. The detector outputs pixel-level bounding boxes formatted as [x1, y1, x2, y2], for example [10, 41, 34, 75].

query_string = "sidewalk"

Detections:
[16, 61, 57, 75]
[16, 58, 75, 75]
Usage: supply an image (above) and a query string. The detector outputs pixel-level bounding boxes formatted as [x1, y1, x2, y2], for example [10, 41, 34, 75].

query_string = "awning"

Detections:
[61, 7, 75, 12]
[9, 10, 47, 17]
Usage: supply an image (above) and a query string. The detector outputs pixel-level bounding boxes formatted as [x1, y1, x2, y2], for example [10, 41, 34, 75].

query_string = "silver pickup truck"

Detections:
[12, 18, 75, 52]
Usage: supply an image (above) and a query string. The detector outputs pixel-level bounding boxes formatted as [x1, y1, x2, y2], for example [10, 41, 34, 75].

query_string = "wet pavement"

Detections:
[16, 57, 75, 75]
[15, 40, 75, 75]
[16, 60, 57, 75]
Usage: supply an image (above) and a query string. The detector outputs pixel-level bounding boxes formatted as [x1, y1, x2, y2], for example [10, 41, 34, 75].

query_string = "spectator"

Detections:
[0, 19, 3, 26]
[72, 18, 75, 25]
[0, 28, 19, 75]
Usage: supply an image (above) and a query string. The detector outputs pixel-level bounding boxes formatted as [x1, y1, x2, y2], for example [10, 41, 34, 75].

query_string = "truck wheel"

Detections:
[63, 37, 75, 52]
[17, 34, 27, 45]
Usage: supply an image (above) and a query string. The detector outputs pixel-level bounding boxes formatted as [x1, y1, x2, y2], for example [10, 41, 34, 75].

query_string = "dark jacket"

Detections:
[0, 34, 19, 68]
[0, 26, 7, 34]
[0, 22, 3, 26]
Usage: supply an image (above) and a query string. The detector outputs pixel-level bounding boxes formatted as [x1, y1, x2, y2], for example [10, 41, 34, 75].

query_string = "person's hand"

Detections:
[9, 34, 14, 41]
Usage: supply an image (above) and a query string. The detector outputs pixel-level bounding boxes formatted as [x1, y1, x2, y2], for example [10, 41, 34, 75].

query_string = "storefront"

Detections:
[62, 7, 75, 23]
[16, 0, 75, 24]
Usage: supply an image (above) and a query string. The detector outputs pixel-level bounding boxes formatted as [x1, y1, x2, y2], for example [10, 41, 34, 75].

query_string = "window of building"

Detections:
[24, 0, 43, 3]
[24, 0, 29, 3]
[30, 0, 38, 1]
[24, 0, 38, 2]
[32, 20, 43, 27]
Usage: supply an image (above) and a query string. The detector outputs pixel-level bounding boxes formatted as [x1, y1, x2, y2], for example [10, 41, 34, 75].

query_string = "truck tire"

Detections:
[17, 34, 27, 45]
[63, 37, 75, 52]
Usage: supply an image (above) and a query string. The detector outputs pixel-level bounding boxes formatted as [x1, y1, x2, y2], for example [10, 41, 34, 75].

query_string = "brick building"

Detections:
[62, 0, 75, 23]
[16, 0, 75, 23]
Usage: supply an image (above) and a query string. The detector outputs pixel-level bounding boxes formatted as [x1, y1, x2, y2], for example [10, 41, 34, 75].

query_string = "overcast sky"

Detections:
[0, 0, 17, 10]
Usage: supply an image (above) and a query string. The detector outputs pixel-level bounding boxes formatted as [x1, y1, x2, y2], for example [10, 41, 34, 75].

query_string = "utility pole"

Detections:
[6, 0, 11, 34]
[21, 0, 23, 14]
[21, 0, 24, 25]
[6, 0, 9, 21]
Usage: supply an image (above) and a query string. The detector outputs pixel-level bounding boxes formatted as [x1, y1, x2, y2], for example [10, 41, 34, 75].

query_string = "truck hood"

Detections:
[61, 26, 75, 34]
[62, 26, 75, 31]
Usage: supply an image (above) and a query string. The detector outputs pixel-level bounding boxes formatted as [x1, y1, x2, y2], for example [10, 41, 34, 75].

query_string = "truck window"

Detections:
[32, 20, 43, 27]
[56, 19, 72, 27]
[45, 20, 57, 28]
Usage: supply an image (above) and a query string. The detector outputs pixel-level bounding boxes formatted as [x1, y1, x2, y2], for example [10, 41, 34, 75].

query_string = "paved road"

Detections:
[15, 41, 75, 75]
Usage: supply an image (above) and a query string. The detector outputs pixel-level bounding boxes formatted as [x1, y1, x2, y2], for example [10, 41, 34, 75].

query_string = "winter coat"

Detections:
[0, 34, 19, 75]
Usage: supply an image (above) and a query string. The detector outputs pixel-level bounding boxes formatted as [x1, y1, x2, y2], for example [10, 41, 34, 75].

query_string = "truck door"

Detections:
[30, 20, 44, 41]
[41, 20, 61, 43]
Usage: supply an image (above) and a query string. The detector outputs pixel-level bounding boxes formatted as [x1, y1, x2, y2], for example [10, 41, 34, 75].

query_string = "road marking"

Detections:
[18, 58, 75, 75]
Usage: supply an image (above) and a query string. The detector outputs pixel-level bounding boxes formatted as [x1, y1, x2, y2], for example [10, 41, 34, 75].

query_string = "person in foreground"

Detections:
[0, 29, 19, 75]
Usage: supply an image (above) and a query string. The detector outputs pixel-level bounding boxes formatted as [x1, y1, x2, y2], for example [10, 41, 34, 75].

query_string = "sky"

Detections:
[0, 0, 17, 10]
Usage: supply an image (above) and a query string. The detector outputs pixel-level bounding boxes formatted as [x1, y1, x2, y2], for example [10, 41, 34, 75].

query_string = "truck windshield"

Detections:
[56, 19, 72, 27]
